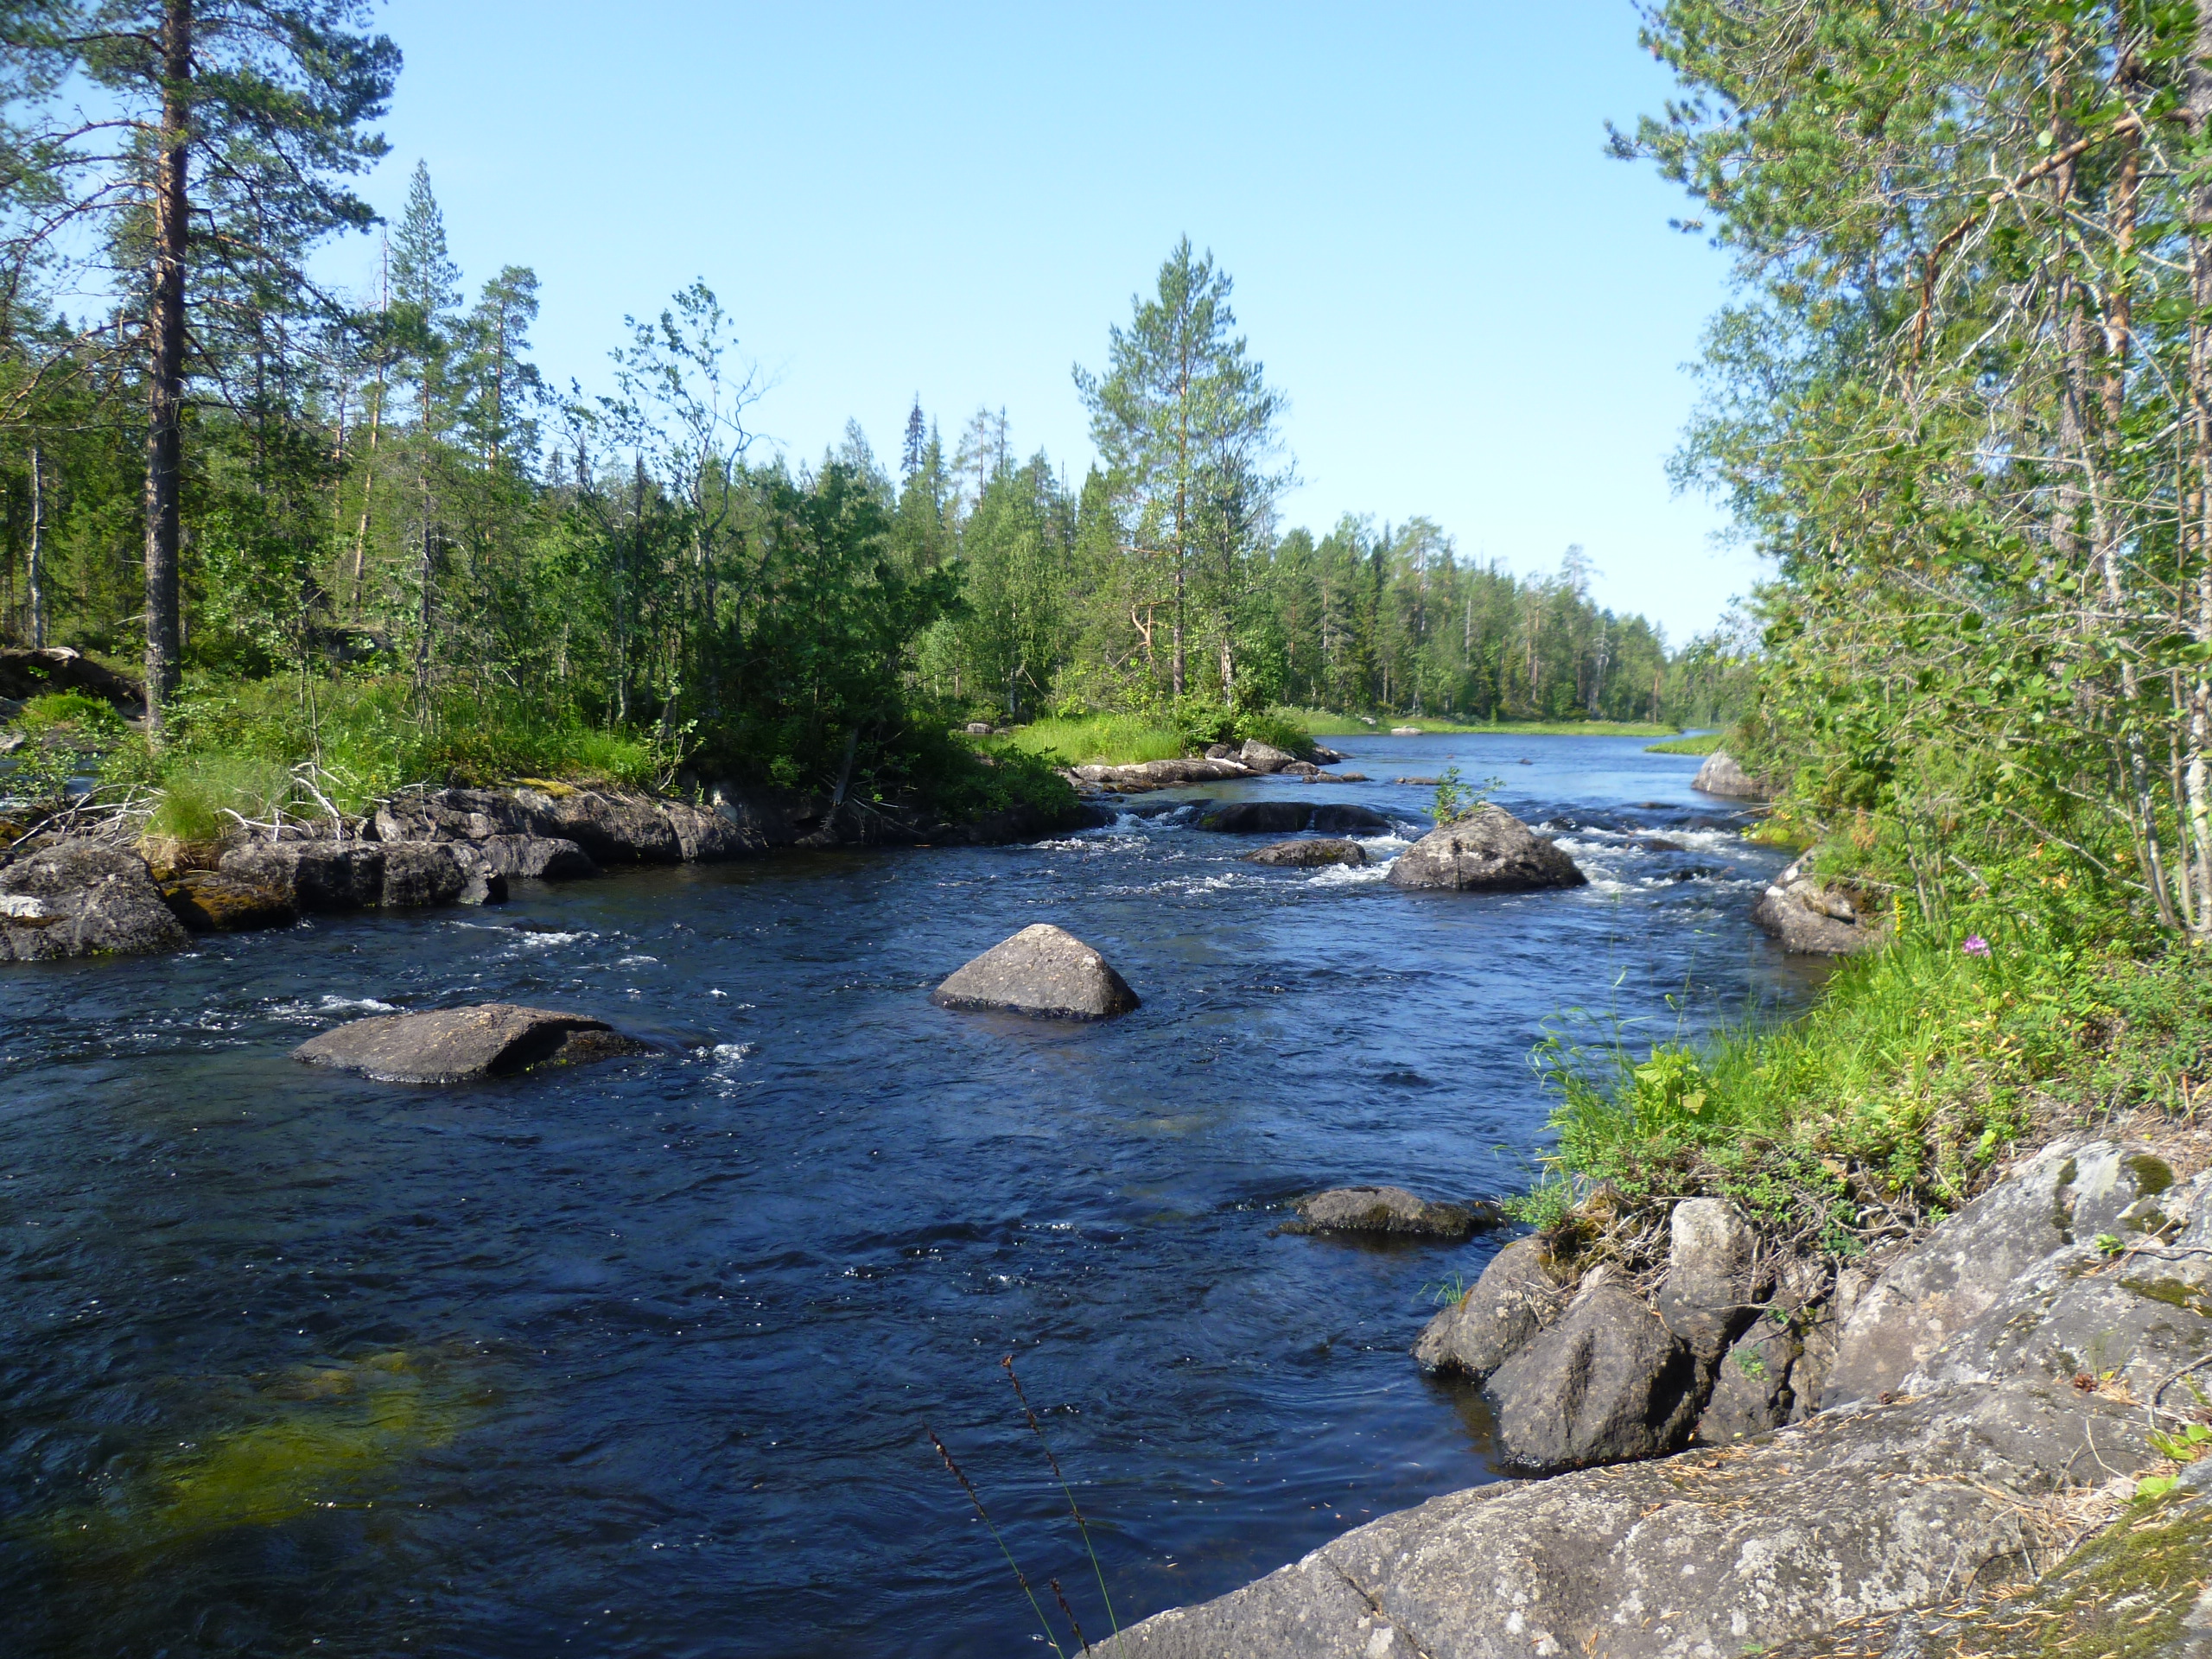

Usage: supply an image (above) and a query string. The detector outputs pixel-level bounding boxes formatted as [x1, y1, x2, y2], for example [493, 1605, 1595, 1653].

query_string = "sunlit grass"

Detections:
[1645, 732, 1725, 755]
[1002, 714, 1185, 766]
[1281, 706, 1678, 738]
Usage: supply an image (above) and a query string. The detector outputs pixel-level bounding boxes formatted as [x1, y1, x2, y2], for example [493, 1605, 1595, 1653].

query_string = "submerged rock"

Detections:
[1484, 1276, 1703, 1472]
[930, 923, 1140, 1020]
[1413, 1236, 1567, 1381]
[1386, 805, 1586, 892]
[0, 838, 188, 959]
[1282, 1185, 1500, 1238]
[1243, 837, 1370, 868]
[1691, 749, 1769, 799]
[291, 1002, 648, 1083]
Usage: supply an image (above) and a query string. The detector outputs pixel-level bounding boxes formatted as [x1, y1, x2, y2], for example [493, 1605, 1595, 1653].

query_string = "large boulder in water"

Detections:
[931, 923, 1139, 1020]
[292, 1002, 649, 1083]
[1243, 837, 1369, 868]
[1691, 749, 1769, 799]
[1414, 1236, 1568, 1380]
[0, 838, 188, 959]
[1386, 805, 1586, 892]
[1238, 738, 1297, 773]
[1753, 857, 1881, 955]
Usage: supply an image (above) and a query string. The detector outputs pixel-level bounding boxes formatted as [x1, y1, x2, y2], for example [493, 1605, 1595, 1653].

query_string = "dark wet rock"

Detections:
[1386, 805, 1586, 893]
[1656, 1198, 1767, 1363]
[1825, 1140, 2171, 1408]
[1281, 1185, 1500, 1238]
[1244, 837, 1370, 868]
[436, 842, 508, 906]
[1695, 1319, 1805, 1443]
[476, 833, 596, 881]
[532, 788, 686, 863]
[1240, 738, 1298, 773]
[1484, 1276, 1703, 1472]
[1204, 742, 1236, 760]
[220, 841, 385, 911]
[1281, 760, 1324, 779]
[160, 872, 296, 932]
[1754, 858, 1883, 956]
[1636, 836, 1687, 852]
[1312, 804, 1390, 834]
[377, 842, 470, 909]
[1202, 800, 1391, 835]
[0, 645, 143, 712]
[1072, 757, 1252, 789]
[292, 1001, 648, 1084]
[1692, 749, 1770, 799]
[930, 923, 1140, 1020]
[1413, 1236, 1567, 1380]
[0, 838, 188, 959]
[1097, 1382, 2152, 1659]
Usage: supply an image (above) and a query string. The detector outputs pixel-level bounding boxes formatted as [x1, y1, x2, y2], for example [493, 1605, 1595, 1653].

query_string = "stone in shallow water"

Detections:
[291, 1003, 649, 1083]
[0, 838, 188, 959]
[1243, 837, 1370, 868]
[930, 923, 1139, 1020]
[1283, 1185, 1499, 1238]
[1386, 805, 1586, 892]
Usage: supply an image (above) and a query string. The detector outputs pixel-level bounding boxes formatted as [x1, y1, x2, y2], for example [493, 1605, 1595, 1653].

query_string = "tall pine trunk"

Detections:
[143, 0, 192, 734]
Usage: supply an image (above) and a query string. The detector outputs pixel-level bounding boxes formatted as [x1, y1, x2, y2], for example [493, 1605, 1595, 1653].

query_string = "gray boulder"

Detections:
[291, 1002, 648, 1083]
[438, 841, 509, 906]
[377, 842, 468, 908]
[1282, 1185, 1500, 1238]
[1240, 738, 1297, 773]
[0, 839, 188, 959]
[1386, 805, 1586, 892]
[1096, 1382, 2152, 1659]
[1655, 1197, 1766, 1363]
[1311, 804, 1391, 834]
[1072, 757, 1253, 789]
[219, 841, 385, 911]
[1825, 1140, 2173, 1408]
[1413, 1236, 1566, 1380]
[930, 923, 1140, 1020]
[1691, 749, 1769, 799]
[1484, 1277, 1702, 1471]
[477, 833, 596, 881]
[533, 788, 685, 863]
[1753, 858, 1881, 956]
[1694, 1319, 1804, 1443]
[1243, 837, 1370, 868]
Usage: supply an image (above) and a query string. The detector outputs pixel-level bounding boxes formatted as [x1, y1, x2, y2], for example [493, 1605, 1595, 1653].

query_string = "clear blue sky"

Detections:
[346, 0, 1755, 644]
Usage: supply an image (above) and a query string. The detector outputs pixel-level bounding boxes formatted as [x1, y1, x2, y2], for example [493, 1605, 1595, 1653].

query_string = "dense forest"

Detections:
[0, 1, 1723, 823]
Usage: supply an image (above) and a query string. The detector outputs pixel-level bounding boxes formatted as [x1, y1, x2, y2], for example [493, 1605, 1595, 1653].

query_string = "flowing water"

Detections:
[0, 734, 1823, 1658]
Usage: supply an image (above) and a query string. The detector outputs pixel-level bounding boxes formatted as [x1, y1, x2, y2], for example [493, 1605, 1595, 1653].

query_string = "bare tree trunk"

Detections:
[143, 0, 193, 735]
[350, 237, 387, 621]
[2187, 1, 2212, 931]
[27, 442, 44, 650]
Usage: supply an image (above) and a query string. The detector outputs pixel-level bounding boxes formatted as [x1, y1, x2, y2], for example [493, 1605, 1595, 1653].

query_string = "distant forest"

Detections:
[0, 3, 1734, 797]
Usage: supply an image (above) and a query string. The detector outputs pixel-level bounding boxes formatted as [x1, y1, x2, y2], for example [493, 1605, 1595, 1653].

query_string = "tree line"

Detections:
[0, 3, 1718, 808]
[1625, 0, 2212, 937]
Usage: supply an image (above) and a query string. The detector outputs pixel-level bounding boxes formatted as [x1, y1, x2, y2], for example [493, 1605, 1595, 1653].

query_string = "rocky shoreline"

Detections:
[1101, 1135, 2212, 1656]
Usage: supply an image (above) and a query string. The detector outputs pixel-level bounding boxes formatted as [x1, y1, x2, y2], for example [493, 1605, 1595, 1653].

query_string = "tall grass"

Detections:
[1520, 931, 2210, 1254]
[1644, 732, 1725, 755]
[1005, 714, 1185, 766]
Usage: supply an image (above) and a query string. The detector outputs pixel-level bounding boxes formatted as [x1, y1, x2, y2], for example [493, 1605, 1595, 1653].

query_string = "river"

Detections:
[0, 733, 1820, 1658]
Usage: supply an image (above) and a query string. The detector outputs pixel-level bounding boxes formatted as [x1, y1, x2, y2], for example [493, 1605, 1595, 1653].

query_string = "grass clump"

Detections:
[1005, 713, 1185, 766]
[1644, 731, 1725, 755]
[1516, 935, 2212, 1261]
[14, 690, 124, 734]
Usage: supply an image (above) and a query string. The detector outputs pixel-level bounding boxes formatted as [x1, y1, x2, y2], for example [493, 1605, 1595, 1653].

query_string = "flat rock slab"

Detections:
[291, 1003, 649, 1083]
[1097, 1382, 2152, 1659]
[1282, 1185, 1498, 1237]
[1387, 805, 1586, 892]
[1243, 837, 1370, 868]
[931, 923, 1140, 1020]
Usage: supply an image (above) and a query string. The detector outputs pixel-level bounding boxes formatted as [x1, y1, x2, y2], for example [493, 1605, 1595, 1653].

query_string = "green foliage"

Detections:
[13, 691, 120, 733]
[1232, 707, 1314, 756]
[1004, 714, 1183, 767]
[1517, 936, 2212, 1256]
[1429, 766, 1503, 824]
[1644, 732, 1724, 755]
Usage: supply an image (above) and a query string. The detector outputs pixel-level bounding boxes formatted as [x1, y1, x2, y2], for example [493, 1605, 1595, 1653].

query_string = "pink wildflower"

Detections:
[1961, 936, 1991, 957]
